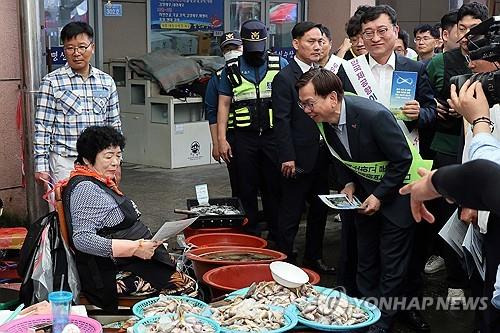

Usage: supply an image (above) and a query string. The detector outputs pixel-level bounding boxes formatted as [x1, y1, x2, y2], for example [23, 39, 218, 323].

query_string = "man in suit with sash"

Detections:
[296, 68, 414, 333]
[336, 5, 435, 331]
[337, 5, 436, 158]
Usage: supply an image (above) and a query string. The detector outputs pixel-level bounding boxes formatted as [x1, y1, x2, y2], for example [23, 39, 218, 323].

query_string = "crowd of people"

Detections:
[31, 2, 500, 332]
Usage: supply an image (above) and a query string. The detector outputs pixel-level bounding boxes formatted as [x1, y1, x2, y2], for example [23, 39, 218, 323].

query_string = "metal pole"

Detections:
[19, 0, 48, 221]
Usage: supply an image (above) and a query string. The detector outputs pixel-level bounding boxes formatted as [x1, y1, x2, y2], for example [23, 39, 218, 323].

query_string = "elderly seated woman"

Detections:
[60, 125, 196, 311]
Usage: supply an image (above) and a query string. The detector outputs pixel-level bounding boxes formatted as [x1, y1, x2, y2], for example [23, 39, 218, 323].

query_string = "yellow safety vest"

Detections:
[228, 54, 281, 131]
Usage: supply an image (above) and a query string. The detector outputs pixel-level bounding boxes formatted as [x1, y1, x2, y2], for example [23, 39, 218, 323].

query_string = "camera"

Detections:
[450, 16, 500, 107]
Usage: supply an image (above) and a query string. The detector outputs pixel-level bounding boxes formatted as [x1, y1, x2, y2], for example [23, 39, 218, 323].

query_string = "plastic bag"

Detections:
[63, 238, 81, 303]
[31, 225, 53, 302]
[19, 211, 81, 305]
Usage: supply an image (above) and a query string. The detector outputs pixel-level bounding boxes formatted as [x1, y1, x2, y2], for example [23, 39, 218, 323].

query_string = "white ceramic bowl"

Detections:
[270, 261, 309, 288]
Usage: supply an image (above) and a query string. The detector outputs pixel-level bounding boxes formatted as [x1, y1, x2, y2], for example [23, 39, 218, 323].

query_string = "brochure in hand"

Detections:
[318, 194, 362, 210]
[389, 71, 418, 121]
[152, 217, 198, 241]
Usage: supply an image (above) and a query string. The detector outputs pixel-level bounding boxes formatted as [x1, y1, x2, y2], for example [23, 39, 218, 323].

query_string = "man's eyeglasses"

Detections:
[362, 26, 393, 40]
[63, 43, 93, 54]
[297, 99, 318, 111]
[414, 36, 436, 43]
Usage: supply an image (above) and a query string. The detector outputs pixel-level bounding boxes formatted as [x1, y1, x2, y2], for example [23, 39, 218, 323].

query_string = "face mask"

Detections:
[224, 50, 242, 61]
[243, 51, 266, 66]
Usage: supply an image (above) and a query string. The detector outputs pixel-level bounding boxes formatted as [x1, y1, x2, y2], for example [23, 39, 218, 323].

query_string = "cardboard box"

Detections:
[194, 32, 211, 55]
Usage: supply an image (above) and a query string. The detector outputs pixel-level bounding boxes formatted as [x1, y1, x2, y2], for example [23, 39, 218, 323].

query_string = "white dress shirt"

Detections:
[294, 56, 314, 73]
[368, 52, 396, 108]
[295, 55, 323, 144]
[331, 100, 351, 157]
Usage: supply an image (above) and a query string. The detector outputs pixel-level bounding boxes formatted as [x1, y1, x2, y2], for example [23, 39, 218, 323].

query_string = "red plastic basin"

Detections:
[185, 233, 267, 249]
[186, 246, 287, 281]
[203, 264, 321, 299]
[183, 227, 245, 239]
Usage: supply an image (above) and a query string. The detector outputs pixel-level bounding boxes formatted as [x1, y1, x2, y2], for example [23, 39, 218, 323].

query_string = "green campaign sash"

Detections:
[317, 123, 432, 183]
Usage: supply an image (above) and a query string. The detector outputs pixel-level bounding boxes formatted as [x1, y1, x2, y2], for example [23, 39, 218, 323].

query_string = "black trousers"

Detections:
[232, 130, 281, 236]
[356, 213, 415, 329]
[483, 214, 500, 333]
[226, 131, 239, 198]
[276, 145, 329, 260]
[433, 152, 468, 288]
[337, 210, 359, 297]
[406, 152, 469, 300]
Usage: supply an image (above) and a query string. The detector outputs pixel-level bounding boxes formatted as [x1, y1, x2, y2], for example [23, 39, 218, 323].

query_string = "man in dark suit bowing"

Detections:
[271, 21, 334, 273]
[336, 5, 435, 331]
[297, 68, 415, 333]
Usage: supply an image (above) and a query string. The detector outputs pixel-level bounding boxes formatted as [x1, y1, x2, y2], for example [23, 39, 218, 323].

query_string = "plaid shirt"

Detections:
[34, 64, 121, 172]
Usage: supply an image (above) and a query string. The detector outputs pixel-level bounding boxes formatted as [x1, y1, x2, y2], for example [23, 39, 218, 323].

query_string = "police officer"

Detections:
[217, 19, 288, 236]
[205, 31, 243, 197]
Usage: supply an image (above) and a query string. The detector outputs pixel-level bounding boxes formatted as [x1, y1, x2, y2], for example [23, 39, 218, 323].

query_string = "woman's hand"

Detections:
[133, 239, 162, 260]
[20, 301, 51, 316]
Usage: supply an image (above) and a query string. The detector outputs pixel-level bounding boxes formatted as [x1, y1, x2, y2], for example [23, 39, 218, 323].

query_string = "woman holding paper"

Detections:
[59, 125, 196, 311]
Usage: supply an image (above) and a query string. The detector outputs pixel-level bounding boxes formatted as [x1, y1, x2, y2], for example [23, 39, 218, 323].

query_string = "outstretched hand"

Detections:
[399, 168, 441, 223]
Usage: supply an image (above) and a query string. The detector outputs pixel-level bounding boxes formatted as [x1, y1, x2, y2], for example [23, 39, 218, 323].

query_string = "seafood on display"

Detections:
[142, 295, 205, 317]
[199, 251, 274, 262]
[295, 294, 369, 326]
[211, 297, 286, 332]
[190, 205, 241, 216]
[142, 315, 215, 333]
[244, 281, 319, 307]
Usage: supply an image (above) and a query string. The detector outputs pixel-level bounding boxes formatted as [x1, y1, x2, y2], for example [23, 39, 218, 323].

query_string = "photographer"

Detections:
[451, 55, 500, 228]
[451, 79, 500, 164]
[451, 17, 500, 330]
[402, 24, 500, 327]
[423, 3, 488, 308]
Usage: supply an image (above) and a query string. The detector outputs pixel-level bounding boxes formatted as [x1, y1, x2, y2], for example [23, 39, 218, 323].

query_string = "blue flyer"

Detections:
[390, 71, 418, 121]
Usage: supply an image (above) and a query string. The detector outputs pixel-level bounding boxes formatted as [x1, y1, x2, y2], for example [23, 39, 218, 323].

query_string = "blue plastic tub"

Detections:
[133, 313, 220, 333]
[132, 295, 208, 319]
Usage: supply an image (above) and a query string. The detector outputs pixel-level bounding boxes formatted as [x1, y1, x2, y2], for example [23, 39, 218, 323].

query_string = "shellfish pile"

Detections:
[143, 315, 215, 333]
[142, 295, 205, 317]
[295, 294, 369, 326]
[245, 281, 319, 307]
[190, 205, 241, 216]
[211, 297, 286, 332]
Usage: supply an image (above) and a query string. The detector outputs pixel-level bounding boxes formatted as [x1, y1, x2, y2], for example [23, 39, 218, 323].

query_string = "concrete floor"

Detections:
[120, 162, 476, 332]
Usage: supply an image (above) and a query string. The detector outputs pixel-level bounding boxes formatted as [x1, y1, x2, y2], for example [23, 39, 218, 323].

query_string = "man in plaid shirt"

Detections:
[34, 22, 121, 186]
